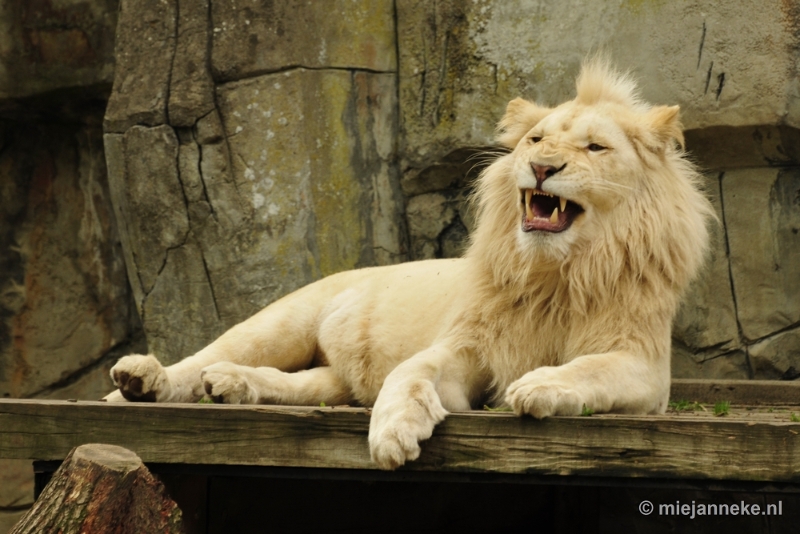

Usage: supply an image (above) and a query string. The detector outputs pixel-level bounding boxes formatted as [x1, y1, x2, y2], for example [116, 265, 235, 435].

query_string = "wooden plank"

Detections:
[1, 399, 799, 483]
[671, 379, 800, 405]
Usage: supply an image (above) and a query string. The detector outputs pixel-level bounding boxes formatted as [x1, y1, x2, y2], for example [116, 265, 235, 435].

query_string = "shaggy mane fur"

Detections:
[463, 60, 714, 396]
[575, 59, 644, 109]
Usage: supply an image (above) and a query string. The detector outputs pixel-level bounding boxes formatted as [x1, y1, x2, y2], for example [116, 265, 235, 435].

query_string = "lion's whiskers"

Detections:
[586, 178, 634, 196]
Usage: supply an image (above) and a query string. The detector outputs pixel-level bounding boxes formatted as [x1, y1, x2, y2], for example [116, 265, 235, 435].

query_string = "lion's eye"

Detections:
[587, 143, 607, 152]
[530, 136, 542, 143]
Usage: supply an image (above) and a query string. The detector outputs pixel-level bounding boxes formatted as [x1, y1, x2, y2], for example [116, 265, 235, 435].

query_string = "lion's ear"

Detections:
[645, 105, 684, 151]
[496, 98, 552, 149]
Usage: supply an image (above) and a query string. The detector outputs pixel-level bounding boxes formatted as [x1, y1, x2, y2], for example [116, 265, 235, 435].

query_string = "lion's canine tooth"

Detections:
[525, 189, 533, 220]
[560, 197, 567, 212]
[549, 207, 558, 224]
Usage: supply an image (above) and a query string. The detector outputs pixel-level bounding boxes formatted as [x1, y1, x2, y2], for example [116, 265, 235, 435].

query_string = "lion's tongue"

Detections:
[525, 189, 567, 225]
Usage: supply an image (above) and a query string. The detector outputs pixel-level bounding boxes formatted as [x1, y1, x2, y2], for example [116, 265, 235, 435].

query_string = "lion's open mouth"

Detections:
[520, 188, 584, 233]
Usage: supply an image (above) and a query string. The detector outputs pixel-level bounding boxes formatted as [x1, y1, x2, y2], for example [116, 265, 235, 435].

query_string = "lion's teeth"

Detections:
[560, 197, 567, 212]
[549, 207, 558, 224]
[525, 189, 533, 220]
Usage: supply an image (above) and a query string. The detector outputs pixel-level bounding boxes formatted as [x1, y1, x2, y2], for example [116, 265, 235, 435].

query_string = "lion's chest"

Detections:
[471, 299, 572, 392]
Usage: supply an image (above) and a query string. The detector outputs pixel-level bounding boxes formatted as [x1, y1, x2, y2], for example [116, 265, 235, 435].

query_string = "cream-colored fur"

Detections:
[107, 60, 713, 470]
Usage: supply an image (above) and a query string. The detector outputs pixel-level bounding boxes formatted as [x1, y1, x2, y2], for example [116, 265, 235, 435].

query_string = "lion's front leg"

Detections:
[368, 344, 482, 470]
[505, 350, 670, 418]
[368, 376, 448, 470]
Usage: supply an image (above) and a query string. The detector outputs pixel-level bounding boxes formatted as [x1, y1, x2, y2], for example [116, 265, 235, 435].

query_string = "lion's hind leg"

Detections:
[200, 363, 354, 406]
[105, 278, 346, 403]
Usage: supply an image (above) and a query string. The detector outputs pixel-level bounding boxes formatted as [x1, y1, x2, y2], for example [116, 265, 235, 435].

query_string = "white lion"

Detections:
[106, 60, 713, 470]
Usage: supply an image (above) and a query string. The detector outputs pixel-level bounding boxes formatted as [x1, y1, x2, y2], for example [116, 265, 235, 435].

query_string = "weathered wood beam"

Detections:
[670, 379, 800, 405]
[1, 399, 798, 483]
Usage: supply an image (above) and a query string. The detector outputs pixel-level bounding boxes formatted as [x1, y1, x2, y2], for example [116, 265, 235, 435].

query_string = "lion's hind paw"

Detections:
[200, 362, 259, 404]
[108, 354, 169, 402]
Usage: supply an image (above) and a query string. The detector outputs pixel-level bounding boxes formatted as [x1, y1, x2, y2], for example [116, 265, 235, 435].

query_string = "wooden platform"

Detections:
[2, 379, 799, 485]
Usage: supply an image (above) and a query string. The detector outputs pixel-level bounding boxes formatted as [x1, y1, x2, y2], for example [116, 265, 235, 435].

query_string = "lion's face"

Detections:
[470, 60, 711, 325]
[510, 102, 644, 254]
[494, 79, 685, 262]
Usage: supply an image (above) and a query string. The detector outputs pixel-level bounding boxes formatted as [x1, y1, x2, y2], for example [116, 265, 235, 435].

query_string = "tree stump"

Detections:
[10, 444, 184, 534]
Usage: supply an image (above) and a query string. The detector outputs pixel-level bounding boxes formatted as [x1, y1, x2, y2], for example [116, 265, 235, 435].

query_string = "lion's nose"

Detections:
[530, 163, 566, 186]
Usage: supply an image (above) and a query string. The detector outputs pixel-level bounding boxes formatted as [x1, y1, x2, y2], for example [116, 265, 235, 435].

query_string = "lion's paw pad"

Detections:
[109, 354, 168, 402]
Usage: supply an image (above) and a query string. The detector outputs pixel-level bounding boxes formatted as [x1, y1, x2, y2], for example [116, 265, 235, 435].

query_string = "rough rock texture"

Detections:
[749, 327, 800, 380]
[104, 126, 209, 362]
[721, 166, 800, 379]
[402, 148, 482, 260]
[210, 0, 396, 81]
[103, 0, 176, 132]
[671, 173, 740, 366]
[671, 347, 750, 380]
[0, 123, 139, 400]
[722, 167, 800, 341]
[104, 0, 406, 363]
[0, 459, 34, 529]
[169, 0, 215, 128]
[0, 0, 117, 103]
[396, 0, 800, 169]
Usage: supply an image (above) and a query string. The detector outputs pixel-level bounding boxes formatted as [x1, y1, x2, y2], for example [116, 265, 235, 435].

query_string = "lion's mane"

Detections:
[459, 60, 715, 397]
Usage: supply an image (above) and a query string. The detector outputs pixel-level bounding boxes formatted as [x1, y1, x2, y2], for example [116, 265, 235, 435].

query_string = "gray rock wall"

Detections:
[0, 122, 139, 400]
[396, 0, 800, 167]
[0, 0, 117, 119]
[0, 0, 137, 401]
[103, 0, 407, 364]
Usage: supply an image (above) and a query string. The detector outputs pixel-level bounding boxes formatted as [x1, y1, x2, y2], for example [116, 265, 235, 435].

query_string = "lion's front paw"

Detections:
[108, 354, 169, 402]
[369, 425, 425, 471]
[201, 362, 258, 404]
[506, 372, 584, 418]
[368, 381, 448, 470]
